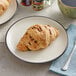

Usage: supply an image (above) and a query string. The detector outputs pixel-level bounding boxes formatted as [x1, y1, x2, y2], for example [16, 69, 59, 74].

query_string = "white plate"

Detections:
[0, 0, 17, 24]
[6, 16, 68, 63]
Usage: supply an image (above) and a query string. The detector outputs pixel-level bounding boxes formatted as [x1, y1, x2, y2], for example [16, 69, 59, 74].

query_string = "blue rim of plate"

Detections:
[0, 0, 18, 25]
[5, 16, 68, 63]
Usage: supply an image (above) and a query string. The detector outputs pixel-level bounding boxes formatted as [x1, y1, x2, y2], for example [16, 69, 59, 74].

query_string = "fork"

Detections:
[61, 40, 76, 71]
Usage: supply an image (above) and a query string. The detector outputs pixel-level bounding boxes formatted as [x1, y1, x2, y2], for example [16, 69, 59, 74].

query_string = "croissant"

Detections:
[0, 0, 11, 16]
[17, 24, 59, 51]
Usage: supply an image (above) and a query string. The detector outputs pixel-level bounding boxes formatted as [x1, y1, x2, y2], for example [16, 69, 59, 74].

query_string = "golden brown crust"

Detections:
[0, 0, 11, 16]
[17, 24, 59, 51]
[16, 33, 28, 51]
[7, 0, 11, 3]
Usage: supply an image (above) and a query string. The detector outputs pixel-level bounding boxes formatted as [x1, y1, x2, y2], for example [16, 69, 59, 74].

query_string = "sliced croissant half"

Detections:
[17, 24, 59, 51]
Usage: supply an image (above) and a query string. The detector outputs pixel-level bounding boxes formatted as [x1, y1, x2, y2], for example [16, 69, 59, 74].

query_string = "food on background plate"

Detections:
[0, 0, 11, 16]
[17, 24, 59, 51]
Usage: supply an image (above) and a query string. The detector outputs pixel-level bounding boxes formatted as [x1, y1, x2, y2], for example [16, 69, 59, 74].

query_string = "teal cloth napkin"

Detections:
[49, 24, 76, 76]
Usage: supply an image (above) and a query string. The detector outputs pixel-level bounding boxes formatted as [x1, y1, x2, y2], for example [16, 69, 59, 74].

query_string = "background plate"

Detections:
[6, 16, 68, 63]
[0, 0, 17, 24]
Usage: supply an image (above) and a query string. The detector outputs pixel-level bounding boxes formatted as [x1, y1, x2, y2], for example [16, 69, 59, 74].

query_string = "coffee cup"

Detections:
[58, 0, 76, 18]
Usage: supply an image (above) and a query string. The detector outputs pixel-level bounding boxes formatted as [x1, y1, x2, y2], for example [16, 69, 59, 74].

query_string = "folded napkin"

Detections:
[49, 24, 76, 76]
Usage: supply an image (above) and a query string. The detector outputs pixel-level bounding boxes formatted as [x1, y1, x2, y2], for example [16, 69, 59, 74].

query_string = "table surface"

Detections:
[0, 0, 76, 76]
